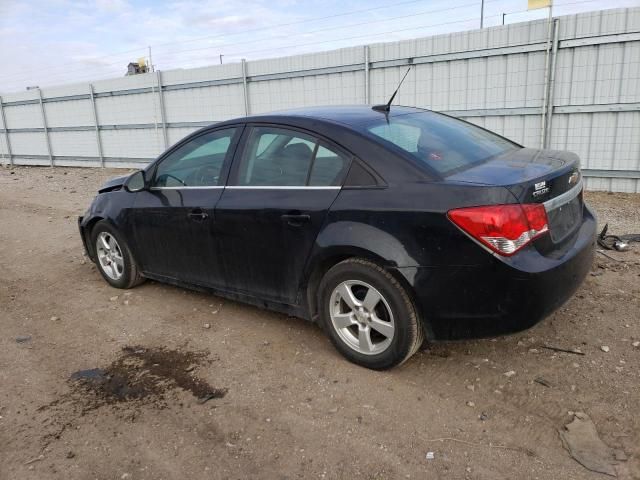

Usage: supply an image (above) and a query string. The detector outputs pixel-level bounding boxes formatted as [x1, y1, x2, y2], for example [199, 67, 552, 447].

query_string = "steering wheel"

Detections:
[158, 173, 187, 187]
[193, 165, 219, 186]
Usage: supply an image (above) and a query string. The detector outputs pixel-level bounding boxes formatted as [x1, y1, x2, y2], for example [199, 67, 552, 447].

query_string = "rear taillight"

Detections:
[448, 203, 549, 256]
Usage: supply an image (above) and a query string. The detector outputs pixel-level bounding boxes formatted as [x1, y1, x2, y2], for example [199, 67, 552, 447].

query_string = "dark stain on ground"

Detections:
[35, 346, 226, 450]
[69, 345, 227, 407]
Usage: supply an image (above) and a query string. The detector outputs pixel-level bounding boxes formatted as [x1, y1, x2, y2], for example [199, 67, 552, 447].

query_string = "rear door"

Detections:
[215, 125, 351, 303]
[132, 127, 242, 286]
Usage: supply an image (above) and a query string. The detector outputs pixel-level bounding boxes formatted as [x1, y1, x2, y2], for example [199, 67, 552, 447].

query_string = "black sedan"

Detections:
[79, 105, 595, 369]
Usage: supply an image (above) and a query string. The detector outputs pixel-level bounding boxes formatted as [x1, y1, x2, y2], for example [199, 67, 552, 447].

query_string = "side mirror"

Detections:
[125, 170, 146, 192]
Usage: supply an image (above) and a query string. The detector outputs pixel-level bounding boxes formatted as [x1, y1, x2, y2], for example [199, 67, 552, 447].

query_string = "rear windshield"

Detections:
[363, 111, 519, 176]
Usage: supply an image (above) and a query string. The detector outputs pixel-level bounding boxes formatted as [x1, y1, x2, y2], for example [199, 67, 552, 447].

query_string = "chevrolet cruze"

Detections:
[79, 106, 595, 369]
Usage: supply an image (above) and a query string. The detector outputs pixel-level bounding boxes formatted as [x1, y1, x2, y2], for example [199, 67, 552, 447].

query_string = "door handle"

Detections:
[281, 213, 310, 227]
[187, 209, 209, 221]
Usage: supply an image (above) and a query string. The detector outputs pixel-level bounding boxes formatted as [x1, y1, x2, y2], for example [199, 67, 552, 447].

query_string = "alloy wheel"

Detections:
[329, 280, 395, 355]
[96, 231, 125, 281]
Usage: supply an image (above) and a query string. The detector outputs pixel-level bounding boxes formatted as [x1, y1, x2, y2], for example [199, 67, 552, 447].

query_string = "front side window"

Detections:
[235, 127, 349, 187]
[153, 128, 237, 187]
[364, 112, 519, 176]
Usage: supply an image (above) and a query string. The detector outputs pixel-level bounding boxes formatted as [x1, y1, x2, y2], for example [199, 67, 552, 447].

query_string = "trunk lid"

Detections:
[447, 148, 584, 248]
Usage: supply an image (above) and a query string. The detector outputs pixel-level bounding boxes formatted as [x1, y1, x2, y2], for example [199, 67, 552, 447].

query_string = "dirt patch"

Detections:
[1, 166, 640, 480]
[68, 346, 226, 408]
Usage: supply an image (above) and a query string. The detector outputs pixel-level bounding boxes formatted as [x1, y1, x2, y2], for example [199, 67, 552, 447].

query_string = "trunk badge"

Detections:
[533, 181, 550, 198]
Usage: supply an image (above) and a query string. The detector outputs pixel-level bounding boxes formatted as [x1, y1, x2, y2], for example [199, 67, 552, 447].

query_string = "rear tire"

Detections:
[91, 220, 144, 289]
[318, 258, 423, 369]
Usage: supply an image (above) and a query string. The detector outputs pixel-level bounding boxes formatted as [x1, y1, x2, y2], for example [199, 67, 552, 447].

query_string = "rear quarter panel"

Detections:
[313, 182, 518, 269]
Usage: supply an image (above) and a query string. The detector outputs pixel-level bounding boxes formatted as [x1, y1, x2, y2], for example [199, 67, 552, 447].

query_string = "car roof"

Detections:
[214, 105, 429, 130]
[155, 105, 437, 182]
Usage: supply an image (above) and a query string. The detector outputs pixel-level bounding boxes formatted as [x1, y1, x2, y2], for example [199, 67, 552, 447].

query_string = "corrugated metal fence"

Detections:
[1, 7, 639, 192]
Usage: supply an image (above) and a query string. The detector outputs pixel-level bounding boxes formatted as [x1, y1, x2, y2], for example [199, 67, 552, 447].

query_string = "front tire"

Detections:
[91, 221, 144, 289]
[318, 258, 424, 369]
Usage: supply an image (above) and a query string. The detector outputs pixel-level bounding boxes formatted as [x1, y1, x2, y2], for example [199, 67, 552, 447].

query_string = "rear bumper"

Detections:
[396, 206, 596, 340]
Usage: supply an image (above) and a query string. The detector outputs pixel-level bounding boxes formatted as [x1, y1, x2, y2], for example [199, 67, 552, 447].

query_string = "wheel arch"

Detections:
[303, 246, 420, 328]
[80, 215, 105, 261]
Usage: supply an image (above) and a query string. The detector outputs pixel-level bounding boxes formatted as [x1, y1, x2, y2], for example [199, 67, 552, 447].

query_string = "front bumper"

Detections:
[396, 206, 597, 340]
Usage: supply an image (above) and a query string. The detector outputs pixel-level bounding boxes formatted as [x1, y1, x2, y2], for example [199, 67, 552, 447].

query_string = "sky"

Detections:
[0, 0, 638, 93]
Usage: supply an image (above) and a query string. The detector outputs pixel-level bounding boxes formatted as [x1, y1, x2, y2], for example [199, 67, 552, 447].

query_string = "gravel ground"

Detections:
[1, 166, 639, 480]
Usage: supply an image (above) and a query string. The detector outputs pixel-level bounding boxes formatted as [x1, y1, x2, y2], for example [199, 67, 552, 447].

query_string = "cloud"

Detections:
[94, 0, 132, 14]
[1, 0, 637, 93]
[188, 14, 262, 30]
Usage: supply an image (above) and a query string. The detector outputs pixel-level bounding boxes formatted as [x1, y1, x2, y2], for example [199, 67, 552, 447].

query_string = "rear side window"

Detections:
[234, 126, 349, 187]
[309, 145, 350, 186]
[365, 112, 519, 176]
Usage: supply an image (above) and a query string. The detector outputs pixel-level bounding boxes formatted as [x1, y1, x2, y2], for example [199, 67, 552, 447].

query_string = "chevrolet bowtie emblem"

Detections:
[568, 171, 580, 186]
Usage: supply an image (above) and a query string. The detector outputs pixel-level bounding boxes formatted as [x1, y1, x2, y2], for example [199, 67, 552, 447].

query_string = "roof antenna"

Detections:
[372, 66, 413, 113]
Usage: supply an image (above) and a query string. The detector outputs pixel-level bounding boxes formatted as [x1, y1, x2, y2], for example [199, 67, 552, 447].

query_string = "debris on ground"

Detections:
[504, 370, 516, 377]
[597, 224, 640, 251]
[559, 412, 622, 477]
[197, 390, 227, 404]
[425, 451, 435, 460]
[426, 437, 536, 457]
[24, 454, 44, 465]
[541, 345, 584, 355]
[613, 450, 628, 461]
[15, 335, 32, 343]
[534, 377, 552, 388]
[601, 346, 610, 353]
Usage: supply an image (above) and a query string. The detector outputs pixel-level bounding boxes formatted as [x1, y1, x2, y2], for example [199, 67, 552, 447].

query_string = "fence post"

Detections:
[544, 19, 560, 149]
[156, 70, 168, 149]
[37, 88, 53, 166]
[88, 84, 104, 167]
[242, 59, 250, 116]
[539, 5, 557, 149]
[364, 45, 370, 104]
[0, 96, 12, 166]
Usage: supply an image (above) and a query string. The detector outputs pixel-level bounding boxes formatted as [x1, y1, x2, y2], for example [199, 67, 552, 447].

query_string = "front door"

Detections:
[132, 127, 241, 287]
[215, 125, 351, 304]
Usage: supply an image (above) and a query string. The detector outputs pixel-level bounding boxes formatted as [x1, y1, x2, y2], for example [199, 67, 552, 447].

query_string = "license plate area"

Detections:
[547, 193, 582, 243]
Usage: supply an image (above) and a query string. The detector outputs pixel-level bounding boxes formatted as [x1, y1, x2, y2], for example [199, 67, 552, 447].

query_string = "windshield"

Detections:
[364, 111, 519, 176]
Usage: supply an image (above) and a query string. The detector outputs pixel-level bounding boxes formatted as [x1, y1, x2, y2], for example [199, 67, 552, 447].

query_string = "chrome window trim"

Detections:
[150, 186, 224, 190]
[149, 185, 341, 190]
[543, 178, 583, 212]
[225, 186, 341, 190]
